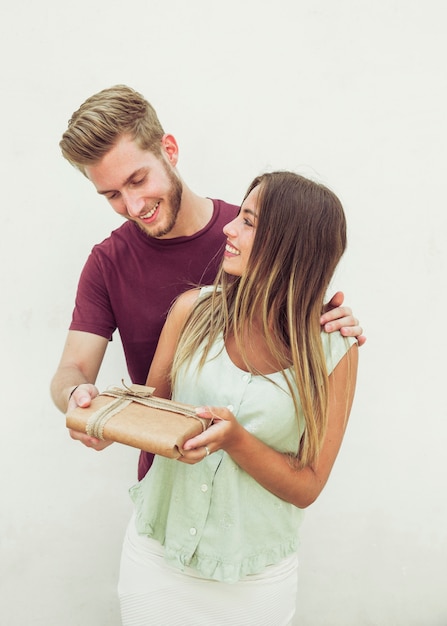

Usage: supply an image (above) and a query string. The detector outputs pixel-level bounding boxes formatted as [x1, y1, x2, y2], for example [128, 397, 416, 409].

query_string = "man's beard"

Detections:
[135, 162, 183, 238]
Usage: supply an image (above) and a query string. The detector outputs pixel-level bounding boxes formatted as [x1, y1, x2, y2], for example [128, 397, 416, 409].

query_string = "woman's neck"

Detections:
[224, 325, 289, 375]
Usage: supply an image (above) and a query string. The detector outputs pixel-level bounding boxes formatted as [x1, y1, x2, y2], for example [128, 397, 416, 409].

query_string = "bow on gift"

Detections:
[85, 381, 206, 440]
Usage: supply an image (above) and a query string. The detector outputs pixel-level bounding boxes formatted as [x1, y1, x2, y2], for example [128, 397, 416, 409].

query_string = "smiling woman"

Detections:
[221, 185, 259, 276]
[118, 170, 359, 625]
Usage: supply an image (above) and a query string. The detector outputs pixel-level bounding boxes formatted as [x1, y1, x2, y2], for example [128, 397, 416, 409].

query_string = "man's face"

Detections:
[85, 135, 183, 238]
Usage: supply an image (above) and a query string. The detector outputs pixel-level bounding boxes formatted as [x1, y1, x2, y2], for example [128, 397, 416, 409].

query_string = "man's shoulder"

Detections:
[209, 199, 239, 228]
[199, 199, 237, 239]
[91, 221, 139, 254]
[212, 198, 239, 215]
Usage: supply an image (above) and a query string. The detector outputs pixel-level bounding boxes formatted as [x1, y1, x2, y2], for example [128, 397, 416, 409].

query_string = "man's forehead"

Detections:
[85, 139, 160, 190]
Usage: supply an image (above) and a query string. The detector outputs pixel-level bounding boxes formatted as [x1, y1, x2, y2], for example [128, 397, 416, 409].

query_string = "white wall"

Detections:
[1, 1, 446, 624]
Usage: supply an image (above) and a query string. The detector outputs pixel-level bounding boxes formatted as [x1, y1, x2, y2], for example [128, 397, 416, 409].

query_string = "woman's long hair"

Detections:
[172, 171, 347, 467]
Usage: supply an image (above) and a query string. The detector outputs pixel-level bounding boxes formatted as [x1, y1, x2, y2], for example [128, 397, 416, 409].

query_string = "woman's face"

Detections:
[222, 185, 260, 276]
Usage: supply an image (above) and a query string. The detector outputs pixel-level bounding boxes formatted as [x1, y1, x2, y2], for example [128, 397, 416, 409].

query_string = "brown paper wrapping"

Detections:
[66, 384, 210, 459]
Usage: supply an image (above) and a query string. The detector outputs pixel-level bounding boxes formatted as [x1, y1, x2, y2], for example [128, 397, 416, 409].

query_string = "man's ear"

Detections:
[161, 134, 179, 166]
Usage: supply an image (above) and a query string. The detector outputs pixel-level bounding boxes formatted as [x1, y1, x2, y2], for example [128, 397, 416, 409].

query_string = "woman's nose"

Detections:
[223, 218, 238, 237]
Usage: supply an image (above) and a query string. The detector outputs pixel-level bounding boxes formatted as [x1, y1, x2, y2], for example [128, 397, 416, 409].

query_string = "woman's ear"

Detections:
[161, 134, 179, 166]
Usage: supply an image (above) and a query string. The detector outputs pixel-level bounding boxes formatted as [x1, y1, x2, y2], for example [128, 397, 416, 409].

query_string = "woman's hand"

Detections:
[179, 406, 243, 464]
[177, 344, 357, 507]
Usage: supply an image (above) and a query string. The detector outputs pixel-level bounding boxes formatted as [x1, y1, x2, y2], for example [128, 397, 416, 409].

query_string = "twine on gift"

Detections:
[85, 381, 208, 440]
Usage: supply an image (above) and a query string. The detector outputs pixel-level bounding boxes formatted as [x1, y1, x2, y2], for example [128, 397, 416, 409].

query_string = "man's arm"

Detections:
[50, 330, 111, 450]
[321, 291, 366, 346]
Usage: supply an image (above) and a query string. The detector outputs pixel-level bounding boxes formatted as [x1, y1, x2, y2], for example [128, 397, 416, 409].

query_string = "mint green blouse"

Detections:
[130, 301, 356, 583]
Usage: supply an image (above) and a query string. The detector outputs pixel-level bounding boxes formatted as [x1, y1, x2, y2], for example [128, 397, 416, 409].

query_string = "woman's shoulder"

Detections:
[172, 286, 215, 319]
[173, 288, 202, 316]
[320, 332, 357, 375]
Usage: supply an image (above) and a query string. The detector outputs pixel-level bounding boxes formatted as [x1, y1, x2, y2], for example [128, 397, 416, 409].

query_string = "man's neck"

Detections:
[170, 185, 214, 238]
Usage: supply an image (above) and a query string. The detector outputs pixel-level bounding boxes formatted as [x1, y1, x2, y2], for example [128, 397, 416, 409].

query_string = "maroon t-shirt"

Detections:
[70, 199, 238, 479]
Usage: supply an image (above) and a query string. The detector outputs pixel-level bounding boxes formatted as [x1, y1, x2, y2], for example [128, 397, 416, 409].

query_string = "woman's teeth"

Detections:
[225, 243, 240, 255]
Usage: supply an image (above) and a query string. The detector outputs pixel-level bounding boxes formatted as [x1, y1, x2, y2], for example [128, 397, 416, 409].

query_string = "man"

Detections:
[50, 85, 364, 480]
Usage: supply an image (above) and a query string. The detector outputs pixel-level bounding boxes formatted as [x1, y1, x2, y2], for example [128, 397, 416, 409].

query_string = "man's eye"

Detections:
[131, 178, 145, 187]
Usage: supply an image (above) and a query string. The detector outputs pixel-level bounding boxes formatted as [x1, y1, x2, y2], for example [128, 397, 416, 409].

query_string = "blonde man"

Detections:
[50, 85, 364, 480]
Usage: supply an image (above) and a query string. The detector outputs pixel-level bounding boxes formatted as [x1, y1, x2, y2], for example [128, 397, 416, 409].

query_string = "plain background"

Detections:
[1, 1, 446, 624]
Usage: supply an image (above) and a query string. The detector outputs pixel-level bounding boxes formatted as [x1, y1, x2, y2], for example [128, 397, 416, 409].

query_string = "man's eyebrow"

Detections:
[97, 167, 147, 195]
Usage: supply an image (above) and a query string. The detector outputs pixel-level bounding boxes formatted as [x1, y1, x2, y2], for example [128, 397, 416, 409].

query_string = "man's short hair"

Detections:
[60, 85, 165, 174]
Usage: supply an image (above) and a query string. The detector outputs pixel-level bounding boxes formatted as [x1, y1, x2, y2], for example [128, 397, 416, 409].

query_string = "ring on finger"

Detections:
[204, 445, 210, 457]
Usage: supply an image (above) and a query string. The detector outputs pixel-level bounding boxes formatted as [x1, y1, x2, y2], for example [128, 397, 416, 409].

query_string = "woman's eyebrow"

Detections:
[241, 206, 258, 218]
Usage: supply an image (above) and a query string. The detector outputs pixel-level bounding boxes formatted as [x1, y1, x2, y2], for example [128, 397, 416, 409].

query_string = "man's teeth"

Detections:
[225, 243, 240, 255]
[141, 201, 160, 219]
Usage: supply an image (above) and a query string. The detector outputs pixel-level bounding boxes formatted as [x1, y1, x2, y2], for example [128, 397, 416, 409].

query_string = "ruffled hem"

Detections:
[129, 462, 303, 584]
[164, 538, 299, 584]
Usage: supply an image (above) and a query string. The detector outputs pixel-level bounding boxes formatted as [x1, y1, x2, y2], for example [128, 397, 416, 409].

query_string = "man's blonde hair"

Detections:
[60, 85, 165, 175]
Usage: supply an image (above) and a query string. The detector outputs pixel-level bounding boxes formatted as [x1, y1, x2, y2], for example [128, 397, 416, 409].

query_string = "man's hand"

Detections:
[67, 383, 114, 451]
[321, 291, 366, 347]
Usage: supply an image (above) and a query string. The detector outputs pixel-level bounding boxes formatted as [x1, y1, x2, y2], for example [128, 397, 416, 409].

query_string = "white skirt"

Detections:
[118, 514, 298, 626]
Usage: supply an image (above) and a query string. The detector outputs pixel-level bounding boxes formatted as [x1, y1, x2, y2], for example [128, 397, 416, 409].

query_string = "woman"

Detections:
[118, 171, 359, 625]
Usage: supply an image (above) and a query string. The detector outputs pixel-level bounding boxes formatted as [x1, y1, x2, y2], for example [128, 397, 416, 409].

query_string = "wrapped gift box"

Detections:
[66, 383, 210, 459]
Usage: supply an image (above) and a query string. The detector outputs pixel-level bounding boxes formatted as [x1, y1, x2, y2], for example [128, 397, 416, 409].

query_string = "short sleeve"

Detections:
[69, 250, 117, 340]
[321, 332, 357, 375]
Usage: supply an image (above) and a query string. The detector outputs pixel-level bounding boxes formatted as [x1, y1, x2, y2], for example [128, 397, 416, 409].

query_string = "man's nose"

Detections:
[124, 191, 145, 217]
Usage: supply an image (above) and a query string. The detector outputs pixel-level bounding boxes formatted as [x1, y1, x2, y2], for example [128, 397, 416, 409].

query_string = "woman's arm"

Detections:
[182, 343, 358, 509]
[145, 289, 200, 398]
